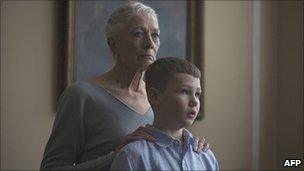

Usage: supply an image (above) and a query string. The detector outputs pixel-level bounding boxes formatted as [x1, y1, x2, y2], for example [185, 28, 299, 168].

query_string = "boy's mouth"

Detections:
[186, 111, 197, 119]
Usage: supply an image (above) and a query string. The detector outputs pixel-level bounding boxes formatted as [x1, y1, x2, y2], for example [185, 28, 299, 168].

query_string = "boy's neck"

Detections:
[152, 121, 184, 141]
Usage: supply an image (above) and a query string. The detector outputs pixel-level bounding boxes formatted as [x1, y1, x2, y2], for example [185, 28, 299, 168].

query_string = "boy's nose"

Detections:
[189, 97, 199, 107]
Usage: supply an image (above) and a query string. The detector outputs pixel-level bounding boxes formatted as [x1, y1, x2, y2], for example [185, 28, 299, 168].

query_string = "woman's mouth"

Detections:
[139, 54, 154, 60]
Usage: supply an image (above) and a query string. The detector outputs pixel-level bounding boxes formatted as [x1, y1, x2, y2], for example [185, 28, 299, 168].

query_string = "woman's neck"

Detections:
[102, 64, 146, 93]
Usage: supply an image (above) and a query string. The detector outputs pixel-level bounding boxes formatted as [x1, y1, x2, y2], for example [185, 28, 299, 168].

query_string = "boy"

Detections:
[111, 57, 219, 170]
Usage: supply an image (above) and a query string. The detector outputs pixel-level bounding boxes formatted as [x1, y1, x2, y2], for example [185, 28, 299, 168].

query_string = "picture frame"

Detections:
[62, 0, 204, 120]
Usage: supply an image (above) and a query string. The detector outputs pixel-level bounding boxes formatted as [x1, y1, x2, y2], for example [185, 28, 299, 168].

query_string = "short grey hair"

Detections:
[105, 1, 158, 39]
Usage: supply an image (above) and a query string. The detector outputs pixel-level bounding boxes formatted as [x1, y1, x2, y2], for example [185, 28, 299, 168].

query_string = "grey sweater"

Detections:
[40, 82, 154, 170]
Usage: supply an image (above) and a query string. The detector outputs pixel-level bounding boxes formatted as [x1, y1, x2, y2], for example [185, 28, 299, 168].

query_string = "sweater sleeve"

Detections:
[40, 92, 113, 170]
[110, 149, 134, 171]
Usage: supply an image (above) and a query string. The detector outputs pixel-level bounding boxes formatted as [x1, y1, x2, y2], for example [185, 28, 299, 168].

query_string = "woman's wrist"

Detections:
[109, 151, 115, 161]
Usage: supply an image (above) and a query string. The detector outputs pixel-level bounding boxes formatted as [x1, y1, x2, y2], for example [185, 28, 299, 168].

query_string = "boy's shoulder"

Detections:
[118, 139, 152, 155]
[203, 148, 217, 158]
[182, 129, 218, 162]
[200, 148, 218, 165]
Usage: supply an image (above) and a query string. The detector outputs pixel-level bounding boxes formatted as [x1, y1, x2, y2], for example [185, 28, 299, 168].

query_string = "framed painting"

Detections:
[62, 0, 204, 120]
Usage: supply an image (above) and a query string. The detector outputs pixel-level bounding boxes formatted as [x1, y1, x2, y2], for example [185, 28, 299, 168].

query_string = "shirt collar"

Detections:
[182, 128, 196, 147]
[145, 124, 196, 148]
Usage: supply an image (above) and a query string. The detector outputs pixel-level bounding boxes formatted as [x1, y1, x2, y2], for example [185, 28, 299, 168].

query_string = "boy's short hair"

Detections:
[145, 57, 201, 91]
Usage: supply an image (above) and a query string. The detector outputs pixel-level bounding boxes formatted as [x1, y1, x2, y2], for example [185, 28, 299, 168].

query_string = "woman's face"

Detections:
[112, 14, 160, 71]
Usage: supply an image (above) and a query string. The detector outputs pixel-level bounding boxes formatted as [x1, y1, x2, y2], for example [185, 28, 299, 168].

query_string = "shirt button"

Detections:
[182, 160, 187, 169]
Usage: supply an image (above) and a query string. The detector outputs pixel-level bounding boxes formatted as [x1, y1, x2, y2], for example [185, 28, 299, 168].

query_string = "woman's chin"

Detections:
[138, 61, 154, 71]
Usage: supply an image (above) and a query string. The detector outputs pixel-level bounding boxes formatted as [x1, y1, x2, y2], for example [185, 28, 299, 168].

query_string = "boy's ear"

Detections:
[147, 87, 161, 106]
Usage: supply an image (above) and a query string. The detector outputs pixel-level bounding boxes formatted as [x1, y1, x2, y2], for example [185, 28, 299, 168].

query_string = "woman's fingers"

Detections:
[128, 127, 156, 142]
[114, 126, 156, 156]
[202, 143, 210, 152]
[194, 137, 210, 153]
[193, 137, 199, 152]
[126, 134, 155, 142]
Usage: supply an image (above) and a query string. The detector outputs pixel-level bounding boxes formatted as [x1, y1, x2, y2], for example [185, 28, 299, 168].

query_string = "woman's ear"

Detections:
[107, 37, 116, 52]
[147, 87, 161, 106]
[107, 37, 119, 60]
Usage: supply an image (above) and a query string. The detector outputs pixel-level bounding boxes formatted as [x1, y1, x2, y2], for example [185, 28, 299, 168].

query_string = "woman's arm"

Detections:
[41, 153, 113, 170]
[40, 93, 113, 170]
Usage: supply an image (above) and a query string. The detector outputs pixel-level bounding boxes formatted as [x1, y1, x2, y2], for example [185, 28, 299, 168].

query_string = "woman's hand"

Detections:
[113, 126, 156, 156]
[113, 126, 209, 158]
[193, 137, 210, 153]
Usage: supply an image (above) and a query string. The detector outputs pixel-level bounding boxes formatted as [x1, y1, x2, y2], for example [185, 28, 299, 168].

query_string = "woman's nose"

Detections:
[143, 35, 154, 49]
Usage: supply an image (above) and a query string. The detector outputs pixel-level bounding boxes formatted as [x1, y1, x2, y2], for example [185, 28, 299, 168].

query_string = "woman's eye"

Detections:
[152, 33, 159, 40]
[133, 31, 144, 38]
[181, 89, 189, 95]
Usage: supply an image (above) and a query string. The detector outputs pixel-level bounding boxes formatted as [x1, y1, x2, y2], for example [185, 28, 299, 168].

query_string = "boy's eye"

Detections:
[195, 92, 201, 98]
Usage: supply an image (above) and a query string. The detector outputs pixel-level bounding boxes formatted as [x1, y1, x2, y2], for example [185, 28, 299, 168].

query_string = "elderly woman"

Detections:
[40, 2, 208, 170]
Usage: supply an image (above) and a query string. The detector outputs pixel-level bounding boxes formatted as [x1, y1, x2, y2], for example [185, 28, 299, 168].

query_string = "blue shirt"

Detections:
[111, 125, 219, 171]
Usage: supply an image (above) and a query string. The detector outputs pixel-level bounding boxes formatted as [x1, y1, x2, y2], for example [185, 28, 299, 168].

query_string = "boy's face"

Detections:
[156, 73, 201, 128]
